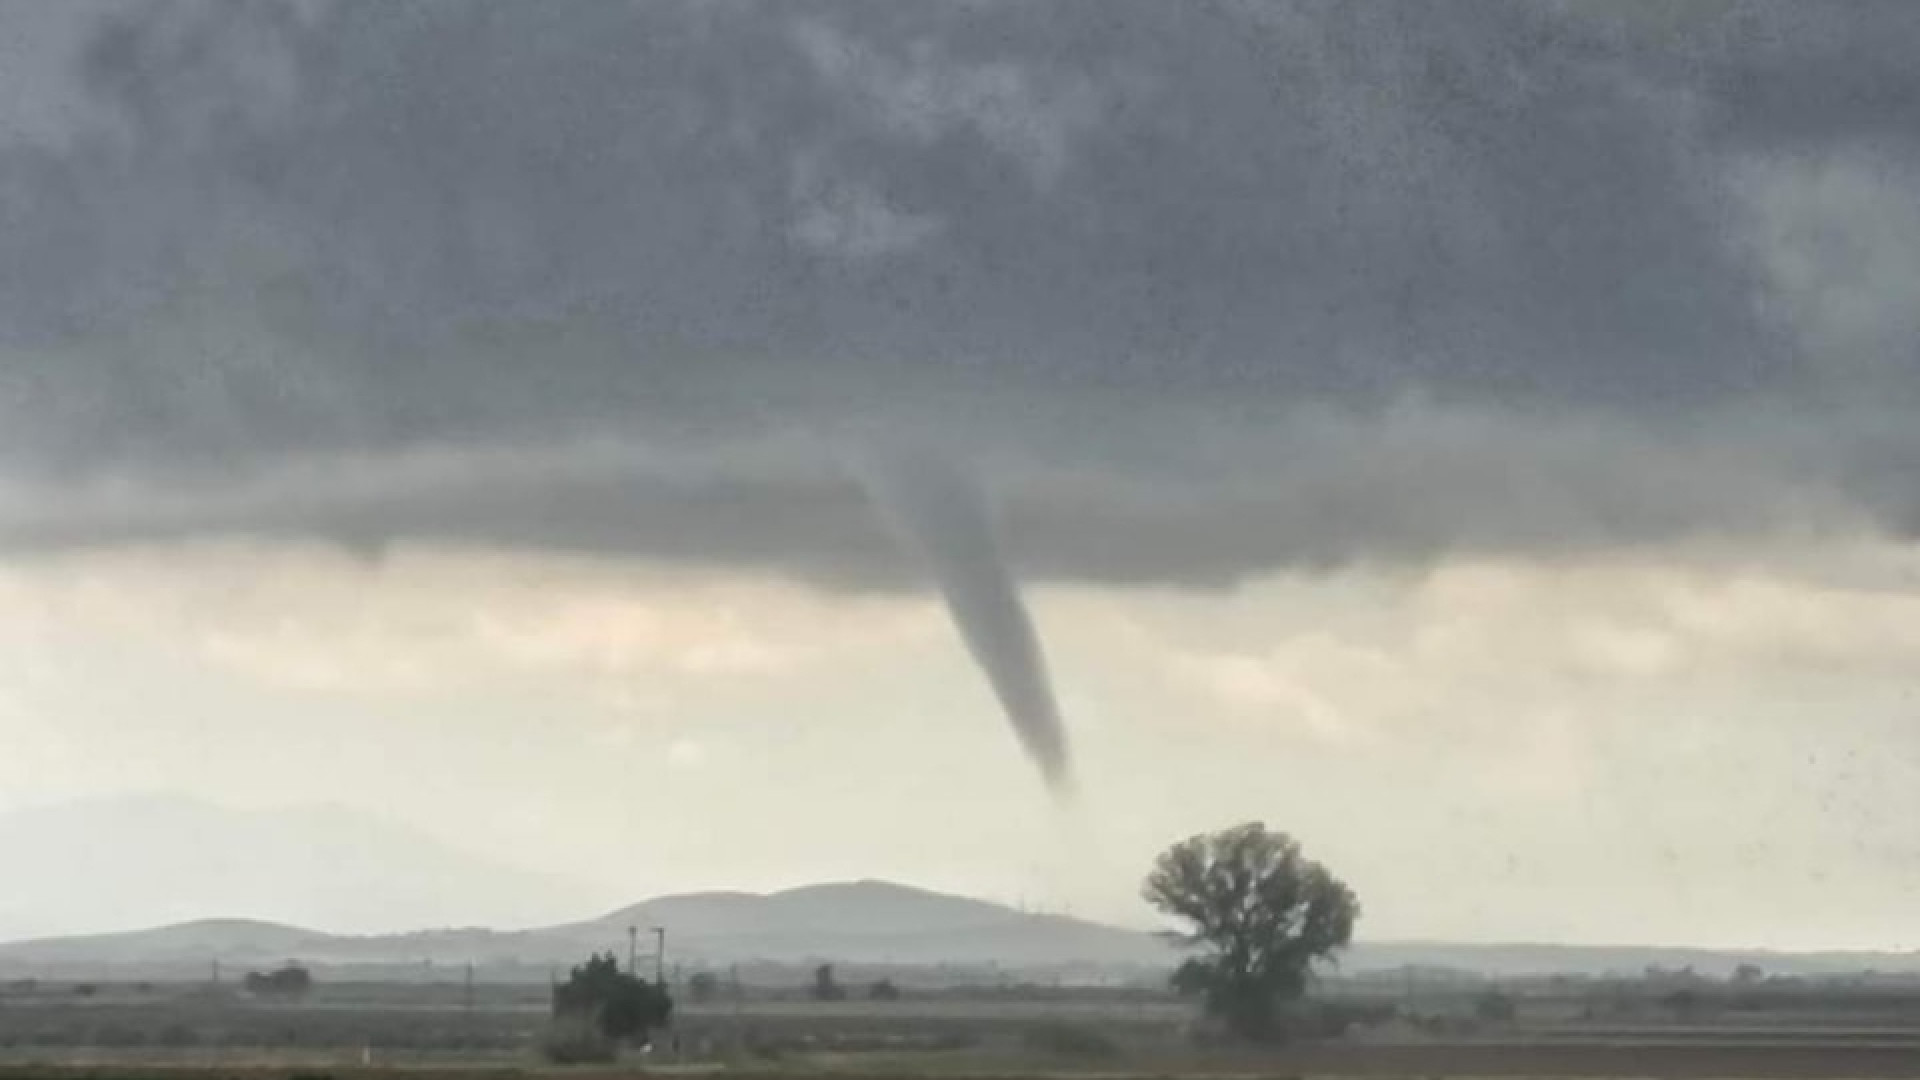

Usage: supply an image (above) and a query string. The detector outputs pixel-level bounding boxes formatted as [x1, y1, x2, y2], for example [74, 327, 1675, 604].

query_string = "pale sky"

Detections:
[7, 536, 1920, 949]
[3, 1, 1920, 950]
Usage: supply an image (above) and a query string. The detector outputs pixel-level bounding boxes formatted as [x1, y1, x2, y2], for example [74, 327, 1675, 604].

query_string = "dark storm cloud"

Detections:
[0, 0, 1915, 584]
[1687, 2, 1920, 151]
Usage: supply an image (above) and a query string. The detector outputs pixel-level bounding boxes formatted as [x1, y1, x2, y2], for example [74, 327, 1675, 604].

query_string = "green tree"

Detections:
[551, 952, 673, 1044]
[1143, 822, 1359, 1041]
[242, 964, 312, 1000]
[811, 963, 846, 1002]
[687, 971, 720, 1004]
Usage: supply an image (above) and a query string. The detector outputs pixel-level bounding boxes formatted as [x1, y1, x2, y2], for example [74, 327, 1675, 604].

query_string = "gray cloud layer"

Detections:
[0, 1, 1917, 584]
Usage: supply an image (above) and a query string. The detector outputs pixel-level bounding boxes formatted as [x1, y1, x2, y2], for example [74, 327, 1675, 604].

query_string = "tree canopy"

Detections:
[551, 952, 673, 1042]
[1143, 822, 1359, 1041]
[811, 963, 846, 1002]
[242, 964, 313, 1000]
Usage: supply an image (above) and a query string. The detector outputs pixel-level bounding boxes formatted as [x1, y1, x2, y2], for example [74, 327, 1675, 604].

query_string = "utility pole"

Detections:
[651, 926, 666, 986]
[628, 925, 638, 976]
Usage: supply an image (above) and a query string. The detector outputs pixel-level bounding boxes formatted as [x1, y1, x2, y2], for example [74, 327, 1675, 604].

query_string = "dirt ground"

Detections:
[8, 1039, 1920, 1080]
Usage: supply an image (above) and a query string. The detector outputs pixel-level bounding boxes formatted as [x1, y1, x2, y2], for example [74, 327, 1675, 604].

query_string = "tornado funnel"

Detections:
[856, 447, 1073, 794]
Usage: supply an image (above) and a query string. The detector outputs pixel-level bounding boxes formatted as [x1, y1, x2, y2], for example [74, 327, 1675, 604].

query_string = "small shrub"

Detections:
[244, 964, 314, 1000]
[552, 952, 672, 1041]
[810, 963, 846, 1001]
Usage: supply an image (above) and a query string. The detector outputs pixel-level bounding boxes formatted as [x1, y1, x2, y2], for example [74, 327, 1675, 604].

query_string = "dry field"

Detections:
[6, 982, 1920, 1078]
[9, 1043, 1920, 1080]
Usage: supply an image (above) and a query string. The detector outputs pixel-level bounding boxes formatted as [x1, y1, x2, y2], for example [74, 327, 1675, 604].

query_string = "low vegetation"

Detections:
[544, 951, 672, 1062]
[243, 965, 314, 1001]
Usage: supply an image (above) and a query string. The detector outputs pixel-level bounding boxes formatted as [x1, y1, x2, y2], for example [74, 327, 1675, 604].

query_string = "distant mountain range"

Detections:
[0, 880, 1167, 980]
[5, 876, 1920, 983]
[0, 879, 1173, 979]
[5, 796, 1920, 983]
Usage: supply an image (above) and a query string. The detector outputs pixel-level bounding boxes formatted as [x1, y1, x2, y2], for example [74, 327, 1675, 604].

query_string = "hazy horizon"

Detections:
[4, 2, 1920, 957]
[3, 790, 1917, 957]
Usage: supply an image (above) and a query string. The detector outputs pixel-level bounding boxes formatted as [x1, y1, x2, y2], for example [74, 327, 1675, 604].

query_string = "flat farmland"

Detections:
[10, 1040, 1920, 1079]
[8, 981, 1920, 1078]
